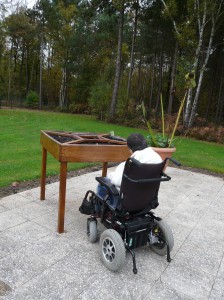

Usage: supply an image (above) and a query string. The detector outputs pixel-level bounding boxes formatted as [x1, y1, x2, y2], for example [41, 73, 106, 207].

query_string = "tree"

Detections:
[186, 0, 224, 128]
[126, 0, 139, 104]
[109, 0, 125, 118]
[4, 8, 37, 105]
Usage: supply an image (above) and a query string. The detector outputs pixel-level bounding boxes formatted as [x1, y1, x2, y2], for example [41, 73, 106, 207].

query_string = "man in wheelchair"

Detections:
[79, 133, 180, 274]
[96, 133, 162, 212]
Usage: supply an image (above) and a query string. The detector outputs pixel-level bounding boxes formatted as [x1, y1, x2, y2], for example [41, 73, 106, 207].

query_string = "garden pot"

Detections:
[152, 147, 176, 161]
[152, 147, 176, 170]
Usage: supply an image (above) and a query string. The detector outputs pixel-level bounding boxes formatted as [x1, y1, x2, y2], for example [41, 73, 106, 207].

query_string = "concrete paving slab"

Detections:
[0, 234, 74, 290]
[186, 228, 224, 254]
[209, 276, 224, 300]
[32, 209, 78, 232]
[0, 205, 6, 213]
[147, 280, 195, 300]
[0, 210, 27, 231]
[173, 241, 223, 276]
[0, 235, 19, 259]
[210, 196, 224, 213]
[3, 221, 51, 249]
[9, 202, 56, 220]
[217, 255, 224, 278]
[160, 261, 215, 300]
[0, 166, 223, 299]
[18, 187, 40, 201]
[0, 194, 34, 210]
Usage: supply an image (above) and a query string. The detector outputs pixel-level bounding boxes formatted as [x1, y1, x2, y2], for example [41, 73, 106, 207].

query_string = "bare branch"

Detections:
[160, 0, 180, 36]
[195, 0, 201, 32]
[214, 0, 224, 23]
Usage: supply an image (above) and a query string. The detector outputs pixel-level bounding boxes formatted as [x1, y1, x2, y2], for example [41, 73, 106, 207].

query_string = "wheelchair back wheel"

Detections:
[100, 229, 126, 272]
[150, 219, 174, 256]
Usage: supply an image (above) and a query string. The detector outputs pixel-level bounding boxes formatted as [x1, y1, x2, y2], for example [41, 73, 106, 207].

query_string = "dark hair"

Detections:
[127, 133, 148, 152]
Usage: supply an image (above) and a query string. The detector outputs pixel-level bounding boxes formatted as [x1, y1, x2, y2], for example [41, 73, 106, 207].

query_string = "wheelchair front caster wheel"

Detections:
[100, 229, 126, 272]
[87, 219, 98, 243]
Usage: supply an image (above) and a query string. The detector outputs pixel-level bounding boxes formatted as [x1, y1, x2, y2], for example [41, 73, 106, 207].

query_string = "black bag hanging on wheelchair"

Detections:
[79, 191, 95, 215]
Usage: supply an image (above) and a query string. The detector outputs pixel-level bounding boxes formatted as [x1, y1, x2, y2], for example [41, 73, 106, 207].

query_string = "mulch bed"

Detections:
[0, 163, 112, 199]
[0, 164, 223, 200]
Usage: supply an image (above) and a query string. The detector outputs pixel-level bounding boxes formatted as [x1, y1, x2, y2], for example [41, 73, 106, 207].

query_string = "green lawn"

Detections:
[0, 109, 223, 187]
[174, 137, 224, 173]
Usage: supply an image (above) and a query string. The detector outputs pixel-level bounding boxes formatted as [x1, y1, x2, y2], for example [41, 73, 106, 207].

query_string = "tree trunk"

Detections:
[184, 1, 207, 127]
[205, 67, 217, 121]
[26, 50, 30, 96]
[184, 88, 193, 126]
[155, 34, 165, 112]
[142, 67, 149, 101]
[59, 66, 67, 107]
[149, 54, 156, 109]
[19, 48, 24, 107]
[168, 42, 178, 115]
[149, 27, 159, 109]
[188, 21, 215, 127]
[39, 33, 44, 109]
[127, 1, 139, 104]
[215, 69, 224, 123]
[137, 54, 142, 102]
[218, 93, 224, 123]
[8, 45, 13, 108]
[109, 1, 124, 118]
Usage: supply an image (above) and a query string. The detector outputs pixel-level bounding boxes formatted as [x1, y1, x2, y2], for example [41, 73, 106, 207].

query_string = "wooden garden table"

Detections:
[40, 130, 129, 233]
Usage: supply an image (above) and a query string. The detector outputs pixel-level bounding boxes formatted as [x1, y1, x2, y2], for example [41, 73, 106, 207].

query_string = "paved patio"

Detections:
[0, 166, 224, 300]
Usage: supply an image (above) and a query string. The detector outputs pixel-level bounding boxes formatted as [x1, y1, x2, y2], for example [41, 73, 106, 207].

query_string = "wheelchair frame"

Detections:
[80, 157, 180, 274]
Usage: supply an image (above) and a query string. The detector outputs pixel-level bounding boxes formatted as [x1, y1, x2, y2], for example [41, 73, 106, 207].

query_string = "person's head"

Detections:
[127, 133, 148, 153]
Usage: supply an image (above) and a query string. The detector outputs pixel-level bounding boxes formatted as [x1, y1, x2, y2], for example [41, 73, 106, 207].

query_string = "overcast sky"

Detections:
[1, 0, 37, 17]
[25, 0, 36, 8]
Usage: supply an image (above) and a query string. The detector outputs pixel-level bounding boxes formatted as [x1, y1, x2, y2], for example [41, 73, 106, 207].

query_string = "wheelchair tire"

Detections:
[150, 219, 174, 256]
[87, 220, 98, 243]
[100, 229, 126, 272]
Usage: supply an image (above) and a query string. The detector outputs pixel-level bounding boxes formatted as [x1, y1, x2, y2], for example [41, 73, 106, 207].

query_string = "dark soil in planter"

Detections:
[49, 133, 126, 144]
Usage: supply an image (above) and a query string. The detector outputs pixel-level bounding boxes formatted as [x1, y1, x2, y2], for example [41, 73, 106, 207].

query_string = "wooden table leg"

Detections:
[102, 162, 108, 177]
[40, 147, 47, 200]
[58, 162, 67, 233]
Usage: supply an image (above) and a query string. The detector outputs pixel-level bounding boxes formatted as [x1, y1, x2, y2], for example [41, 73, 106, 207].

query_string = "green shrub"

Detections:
[54, 106, 69, 113]
[68, 103, 89, 114]
[26, 91, 39, 108]
[89, 78, 112, 120]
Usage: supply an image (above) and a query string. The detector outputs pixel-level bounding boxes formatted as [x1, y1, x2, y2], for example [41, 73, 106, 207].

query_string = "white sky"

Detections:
[0, 0, 36, 19]
[24, 0, 37, 8]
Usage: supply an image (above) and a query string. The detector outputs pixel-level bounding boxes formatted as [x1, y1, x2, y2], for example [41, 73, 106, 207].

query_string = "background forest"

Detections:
[0, 0, 224, 136]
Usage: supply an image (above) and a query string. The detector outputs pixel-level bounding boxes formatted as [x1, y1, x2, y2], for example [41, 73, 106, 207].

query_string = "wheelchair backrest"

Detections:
[120, 157, 166, 212]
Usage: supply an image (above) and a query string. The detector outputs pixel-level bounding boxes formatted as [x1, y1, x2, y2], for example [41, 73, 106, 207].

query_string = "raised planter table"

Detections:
[40, 130, 129, 233]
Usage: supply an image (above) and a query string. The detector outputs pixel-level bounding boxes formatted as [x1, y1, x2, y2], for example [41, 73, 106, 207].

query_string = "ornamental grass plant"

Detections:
[139, 73, 196, 148]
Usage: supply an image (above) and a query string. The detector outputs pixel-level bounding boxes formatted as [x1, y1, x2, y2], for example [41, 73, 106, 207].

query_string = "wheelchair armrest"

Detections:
[164, 157, 181, 167]
[96, 177, 119, 196]
[122, 173, 171, 183]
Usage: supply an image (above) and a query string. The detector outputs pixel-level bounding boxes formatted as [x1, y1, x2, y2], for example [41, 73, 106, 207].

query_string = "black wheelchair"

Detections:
[79, 157, 181, 274]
